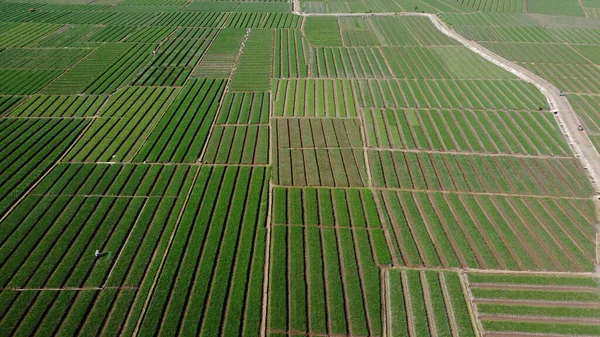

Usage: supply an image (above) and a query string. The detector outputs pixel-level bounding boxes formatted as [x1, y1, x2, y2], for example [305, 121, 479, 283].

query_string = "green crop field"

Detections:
[0, 0, 599, 336]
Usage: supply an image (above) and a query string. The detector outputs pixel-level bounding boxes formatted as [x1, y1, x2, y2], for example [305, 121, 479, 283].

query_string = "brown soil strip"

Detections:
[479, 314, 600, 325]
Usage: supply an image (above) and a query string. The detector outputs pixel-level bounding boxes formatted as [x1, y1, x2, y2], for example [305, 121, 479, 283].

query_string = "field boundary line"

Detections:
[130, 167, 201, 337]
[259, 181, 274, 337]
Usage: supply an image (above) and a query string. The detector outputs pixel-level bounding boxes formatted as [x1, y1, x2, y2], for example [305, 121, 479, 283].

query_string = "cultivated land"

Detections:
[0, 0, 599, 337]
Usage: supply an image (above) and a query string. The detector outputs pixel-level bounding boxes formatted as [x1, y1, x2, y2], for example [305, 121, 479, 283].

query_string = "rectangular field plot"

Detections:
[272, 187, 384, 228]
[0, 118, 88, 217]
[65, 87, 180, 163]
[371, 16, 460, 46]
[274, 118, 364, 149]
[467, 272, 600, 335]
[0, 195, 184, 289]
[353, 79, 548, 110]
[453, 0, 525, 12]
[339, 17, 382, 46]
[136, 166, 268, 337]
[368, 151, 592, 197]
[0, 289, 137, 337]
[387, 270, 476, 337]
[273, 29, 309, 78]
[134, 79, 225, 163]
[134, 29, 218, 87]
[273, 79, 358, 117]
[378, 190, 596, 271]
[31, 163, 198, 197]
[312, 47, 393, 78]
[202, 125, 269, 164]
[268, 225, 388, 336]
[275, 148, 368, 187]
[273, 118, 368, 187]
[362, 109, 571, 156]
[216, 91, 269, 125]
[7, 94, 107, 118]
[230, 29, 274, 91]
[42, 43, 131, 95]
[192, 28, 245, 79]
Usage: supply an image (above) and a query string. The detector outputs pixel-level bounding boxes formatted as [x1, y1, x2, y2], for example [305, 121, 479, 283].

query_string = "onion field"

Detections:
[0, 1, 598, 337]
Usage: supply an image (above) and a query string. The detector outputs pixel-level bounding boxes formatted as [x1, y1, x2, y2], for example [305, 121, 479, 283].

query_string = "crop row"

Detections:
[569, 94, 600, 138]
[274, 147, 368, 187]
[272, 187, 383, 228]
[312, 47, 393, 78]
[354, 79, 548, 110]
[388, 270, 476, 337]
[480, 42, 590, 64]
[0, 118, 87, 217]
[191, 28, 245, 79]
[467, 272, 600, 335]
[339, 17, 382, 47]
[0, 96, 22, 117]
[0, 22, 59, 47]
[32, 24, 98, 48]
[0, 195, 182, 289]
[272, 79, 358, 117]
[379, 190, 595, 271]
[269, 225, 388, 336]
[85, 44, 152, 94]
[134, 79, 225, 163]
[42, 43, 132, 95]
[549, 27, 600, 45]
[0, 69, 62, 95]
[454, 0, 524, 12]
[526, 63, 600, 94]
[371, 16, 460, 47]
[453, 24, 505, 42]
[369, 151, 592, 197]
[273, 29, 309, 78]
[226, 12, 302, 29]
[0, 289, 136, 337]
[31, 163, 198, 197]
[137, 166, 268, 337]
[0, 47, 91, 70]
[274, 117, 363, 149]
[363, 108, 570, 156]
[134, 30, 218, 87]
[65, 86, 179, 162]
[8, 94, 107, 118]
[202, 125, 269, 164]
[217, 91, 270, 125]
[230, 29, 274, 91]
[1, 10, 230, 27]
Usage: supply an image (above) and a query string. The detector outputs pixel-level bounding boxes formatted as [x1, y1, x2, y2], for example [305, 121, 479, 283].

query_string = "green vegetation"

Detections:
[1, 1, 598, 336]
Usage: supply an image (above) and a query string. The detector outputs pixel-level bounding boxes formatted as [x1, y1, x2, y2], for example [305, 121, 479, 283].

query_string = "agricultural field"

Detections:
[1, 1, 599, 337]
